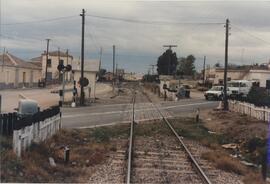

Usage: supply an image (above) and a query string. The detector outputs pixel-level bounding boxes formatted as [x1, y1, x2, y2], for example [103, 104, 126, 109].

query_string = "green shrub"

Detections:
[247, 86, 270, 106]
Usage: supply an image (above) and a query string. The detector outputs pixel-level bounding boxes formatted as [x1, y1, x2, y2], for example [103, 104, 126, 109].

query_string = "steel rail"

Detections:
[126, 91, 136, 184]
[142, 89, 212, 184]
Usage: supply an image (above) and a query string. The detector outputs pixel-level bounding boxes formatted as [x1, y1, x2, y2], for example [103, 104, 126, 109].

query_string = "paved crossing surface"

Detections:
[62, 99, 218, 129]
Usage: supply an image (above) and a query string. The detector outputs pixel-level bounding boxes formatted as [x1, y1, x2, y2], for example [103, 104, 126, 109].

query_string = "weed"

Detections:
[201, 151, 247, 175]
[243, 172, 265, 184]
[92, 128, 110, 142]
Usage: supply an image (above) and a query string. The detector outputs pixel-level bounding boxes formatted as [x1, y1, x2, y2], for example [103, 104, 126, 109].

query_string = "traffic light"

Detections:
[57, 64, 72, 72]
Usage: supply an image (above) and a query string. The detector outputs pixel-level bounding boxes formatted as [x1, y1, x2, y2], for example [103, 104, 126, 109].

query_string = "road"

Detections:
[0, 83, 112, 113]
[62, 98, 218, 129]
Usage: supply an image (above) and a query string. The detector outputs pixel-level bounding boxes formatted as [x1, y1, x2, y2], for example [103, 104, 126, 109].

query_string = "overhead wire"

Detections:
[86, 14, 224, 25]
[231, 24, 270, 46]
[2, 15, 78, 26]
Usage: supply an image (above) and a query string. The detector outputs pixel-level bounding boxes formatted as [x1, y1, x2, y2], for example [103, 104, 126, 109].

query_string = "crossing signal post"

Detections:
[57, 63, 72, 107]
[80, 9, 86, 105]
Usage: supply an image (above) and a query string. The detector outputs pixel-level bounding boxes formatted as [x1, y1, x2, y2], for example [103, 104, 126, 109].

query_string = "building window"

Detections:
[218, 79, 223, 85]
[47, 59, 52, 68]
[47, 72, 52, 81]
[59, 59, 64, 65]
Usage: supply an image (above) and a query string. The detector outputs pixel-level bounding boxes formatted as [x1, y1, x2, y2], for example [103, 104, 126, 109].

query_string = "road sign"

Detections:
[79, 77, 89, 87]
[66, 64, 72, 72]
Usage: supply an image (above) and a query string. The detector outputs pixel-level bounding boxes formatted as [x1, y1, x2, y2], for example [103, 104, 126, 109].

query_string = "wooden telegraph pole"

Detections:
[80, 9, 85, 105]
[223, 19, 230, 110]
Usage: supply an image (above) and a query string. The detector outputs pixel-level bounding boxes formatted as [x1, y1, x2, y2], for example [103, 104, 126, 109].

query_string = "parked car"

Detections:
[227, 80, 254, 98]
[14, 99, 40, 118]
[176, 85, 190, 99]
[204, 86, 230, 100]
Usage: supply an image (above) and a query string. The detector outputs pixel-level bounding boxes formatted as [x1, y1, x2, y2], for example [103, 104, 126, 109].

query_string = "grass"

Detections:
[169, 117, 268, 183]
[169, 117, 233, 147]
[1, 117, 266, 182]
[0, 125, 130, 183]
[134, 120, 171, 137]
[201, 151, 247, 175]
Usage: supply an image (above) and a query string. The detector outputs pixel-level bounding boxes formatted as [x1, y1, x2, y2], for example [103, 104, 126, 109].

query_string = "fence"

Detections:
[0, 106, 61, 157]
[229, 100, 270, 122]
[0, 112, 17, 136]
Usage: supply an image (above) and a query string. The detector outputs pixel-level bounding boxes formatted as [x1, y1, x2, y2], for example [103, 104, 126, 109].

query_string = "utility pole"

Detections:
[66, 49, 69, 65]
[150, 64, 155, 75]
[112, 45, 115, 92]
[116, 62, 118, 78]
[2, 47, 5, 71]
[163, 45, 177, 75]
[223, 19, 230, 110]
[66, 49, 69, 81]
[99, 47, 102, 71]
[58, 47, 61, 80]
[80, 9, 85, 105]
[44, 38, 50, 87]
[203, 56, 206, 85]
[58, 47, 60, 61]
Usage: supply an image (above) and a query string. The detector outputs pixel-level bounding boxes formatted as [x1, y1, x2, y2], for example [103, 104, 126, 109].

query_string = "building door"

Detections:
[23, 72, 26, 86]
[47, 72, 52, 81]
[15, 69, 19, 87]
[30, 70, 33, 87]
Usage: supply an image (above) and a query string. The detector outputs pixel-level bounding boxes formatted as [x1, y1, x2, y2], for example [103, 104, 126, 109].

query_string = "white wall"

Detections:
[0, 66, 41, 88]
[41, 55, 73, 80]
[73, 71, 97, 98]
[244, 70, 270, 87]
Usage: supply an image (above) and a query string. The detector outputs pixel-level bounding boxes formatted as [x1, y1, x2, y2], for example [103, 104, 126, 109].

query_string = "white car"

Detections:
[204, 86, 231, 100]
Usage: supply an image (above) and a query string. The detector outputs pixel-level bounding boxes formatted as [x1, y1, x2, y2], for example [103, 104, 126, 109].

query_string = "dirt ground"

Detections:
[201, 110, 267, 141]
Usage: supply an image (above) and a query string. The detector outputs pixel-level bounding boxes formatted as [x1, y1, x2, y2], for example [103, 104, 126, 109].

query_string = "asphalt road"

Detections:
[0, 83, 111, 113]
[62, 98, 218, 129]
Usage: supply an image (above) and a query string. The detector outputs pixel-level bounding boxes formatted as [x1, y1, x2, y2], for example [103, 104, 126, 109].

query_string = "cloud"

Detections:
[1, 0, 269, 73]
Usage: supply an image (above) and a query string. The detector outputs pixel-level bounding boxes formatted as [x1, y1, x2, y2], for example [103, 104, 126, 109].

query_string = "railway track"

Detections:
[126, 85, 212, 184]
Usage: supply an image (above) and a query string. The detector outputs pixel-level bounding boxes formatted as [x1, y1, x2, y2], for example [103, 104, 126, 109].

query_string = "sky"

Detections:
[0, 0, 270, 74]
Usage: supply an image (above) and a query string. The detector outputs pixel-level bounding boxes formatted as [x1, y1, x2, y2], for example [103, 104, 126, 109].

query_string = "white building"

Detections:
[72, 59, 100, 98]
[31, 51, 73, 83]
[244, 69, 270, 88]
[0, 52, 42, 89]
[204, 66, 270, 88]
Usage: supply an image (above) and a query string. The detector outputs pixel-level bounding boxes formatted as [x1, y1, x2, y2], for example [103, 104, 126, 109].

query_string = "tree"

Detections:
[98, 68, 106, 76]
[247, 86, 270, 106]
[97, 68, 106, 81]
[157, 49, 178, 75]
[177, 55, 196, 76]
[214, 62, 221, 67]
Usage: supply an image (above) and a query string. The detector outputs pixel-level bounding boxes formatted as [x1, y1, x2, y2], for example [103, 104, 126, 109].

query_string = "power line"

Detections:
[232, 24, 270, 45]
[86, 14, 224, 25]
[2, 15, 78, 26]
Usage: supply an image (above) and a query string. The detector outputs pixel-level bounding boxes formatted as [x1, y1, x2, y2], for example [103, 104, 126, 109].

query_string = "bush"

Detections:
[247, 86, 270, 106]
[92, 128, 110, 142]
[245, 137, 266, 153]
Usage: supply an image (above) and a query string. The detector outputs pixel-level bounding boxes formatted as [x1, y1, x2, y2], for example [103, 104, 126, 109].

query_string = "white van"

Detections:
[227, 80, 254, 98]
